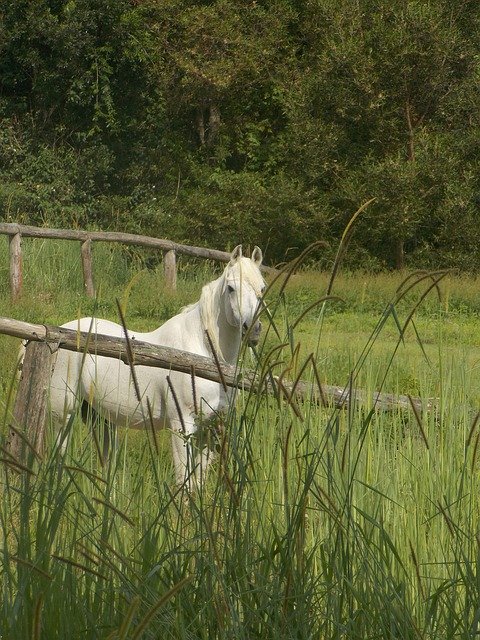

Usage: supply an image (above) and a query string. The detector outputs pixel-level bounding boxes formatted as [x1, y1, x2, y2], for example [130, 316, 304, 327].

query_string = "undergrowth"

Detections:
[0, 239, 479, 637]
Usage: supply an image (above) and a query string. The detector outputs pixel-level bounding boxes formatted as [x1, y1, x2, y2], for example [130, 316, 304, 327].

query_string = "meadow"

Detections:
[1, 239, 480, 638]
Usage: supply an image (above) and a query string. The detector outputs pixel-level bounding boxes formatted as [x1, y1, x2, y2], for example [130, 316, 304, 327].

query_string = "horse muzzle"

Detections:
[244, 320, 262, 347]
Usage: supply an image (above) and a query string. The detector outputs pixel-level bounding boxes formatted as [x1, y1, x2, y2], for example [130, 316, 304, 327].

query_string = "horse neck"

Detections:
[202, 278, 242, 365]
[216, 298, 242, 365]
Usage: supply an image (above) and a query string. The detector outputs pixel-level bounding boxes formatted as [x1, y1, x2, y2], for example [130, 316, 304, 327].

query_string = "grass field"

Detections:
[1, 239, 480, 638]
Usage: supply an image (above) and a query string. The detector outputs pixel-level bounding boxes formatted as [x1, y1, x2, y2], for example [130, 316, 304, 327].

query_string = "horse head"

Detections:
[223, 245, 265, 347]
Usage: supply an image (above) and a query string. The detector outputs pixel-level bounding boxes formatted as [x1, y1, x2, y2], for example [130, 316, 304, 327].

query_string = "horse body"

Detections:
[48, 245, 265, 486]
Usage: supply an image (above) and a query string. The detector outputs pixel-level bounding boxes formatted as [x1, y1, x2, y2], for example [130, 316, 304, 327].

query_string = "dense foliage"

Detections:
[1, 0, 480, 269]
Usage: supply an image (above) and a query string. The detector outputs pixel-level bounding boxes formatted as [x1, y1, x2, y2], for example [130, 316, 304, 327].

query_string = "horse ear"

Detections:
[230, 245, 242, 264]
[251, 246, 263, 267]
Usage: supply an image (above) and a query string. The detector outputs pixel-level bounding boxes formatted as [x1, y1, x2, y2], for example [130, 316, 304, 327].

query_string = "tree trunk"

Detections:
[405, 99, 416, 162]
[394, 237, 405, 270]
[196, 107, 206, 146]
[207, 103, 221, 146]
[196, 103, 221, 147]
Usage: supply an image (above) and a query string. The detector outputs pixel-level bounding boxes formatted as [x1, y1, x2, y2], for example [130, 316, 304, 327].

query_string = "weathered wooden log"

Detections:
[81, 239, 95, 298]
[8, 340, 58, 461]
[9, 233, 22, 300]
[164, 249, 177, 291]
[0, 222, 277, 274]
[0, 316, 434, 414]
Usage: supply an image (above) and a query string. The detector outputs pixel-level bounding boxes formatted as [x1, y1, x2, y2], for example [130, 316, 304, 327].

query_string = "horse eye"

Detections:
[227, 284, 234, 293]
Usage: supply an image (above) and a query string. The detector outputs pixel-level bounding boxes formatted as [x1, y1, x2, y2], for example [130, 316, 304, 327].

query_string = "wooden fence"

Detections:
[0, 315, 432, 463]
[0, 222, 276, 300]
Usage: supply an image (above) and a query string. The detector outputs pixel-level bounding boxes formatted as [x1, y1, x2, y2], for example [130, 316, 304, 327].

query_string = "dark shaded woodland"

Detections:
[2, 0, 480, 269]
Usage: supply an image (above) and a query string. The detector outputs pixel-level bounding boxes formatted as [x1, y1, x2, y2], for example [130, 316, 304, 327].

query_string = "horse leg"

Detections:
[194, 443, 215, 487]
[81, 401, 116, 464]
[97, 416, 116, 464]
[169, 412, 217, 490]
[53, 414, 73, 455]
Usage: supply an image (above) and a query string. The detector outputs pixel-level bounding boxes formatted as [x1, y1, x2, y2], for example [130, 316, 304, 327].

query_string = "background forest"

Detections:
[1, 0, 480, 270]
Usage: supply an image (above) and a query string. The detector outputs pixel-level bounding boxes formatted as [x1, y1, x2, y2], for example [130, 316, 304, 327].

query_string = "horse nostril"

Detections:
[242, 322, 249, 333]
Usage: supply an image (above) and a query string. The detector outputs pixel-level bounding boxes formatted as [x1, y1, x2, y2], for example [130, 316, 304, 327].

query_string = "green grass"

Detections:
[1, 238, 480, 637]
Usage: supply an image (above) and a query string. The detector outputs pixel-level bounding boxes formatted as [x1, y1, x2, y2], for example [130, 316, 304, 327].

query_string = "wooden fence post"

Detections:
[81, 238, 95, 297]
[8, 341, 58, 463]
[164, 249, 177, 291]
[9, 232, 22, 300]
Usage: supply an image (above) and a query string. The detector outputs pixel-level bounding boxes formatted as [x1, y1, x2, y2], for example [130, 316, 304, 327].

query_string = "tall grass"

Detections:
[1, 239, 480, 637]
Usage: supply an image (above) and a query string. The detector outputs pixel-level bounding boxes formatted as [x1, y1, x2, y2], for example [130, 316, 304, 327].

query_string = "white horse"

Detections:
[48, 245, 265, 487]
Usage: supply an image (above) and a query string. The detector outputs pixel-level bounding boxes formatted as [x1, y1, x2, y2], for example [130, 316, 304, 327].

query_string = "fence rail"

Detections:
[1, 315, 431, 410]
[0, 314, 433, 462]
[0, 222, 276, 300]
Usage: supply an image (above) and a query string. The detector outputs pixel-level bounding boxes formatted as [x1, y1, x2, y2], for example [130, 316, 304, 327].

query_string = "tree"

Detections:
[273, 0, 480, 267]
[1, 0, 480, 268]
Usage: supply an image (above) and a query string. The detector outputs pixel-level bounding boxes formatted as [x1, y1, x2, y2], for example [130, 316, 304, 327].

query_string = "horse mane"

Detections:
[199, 275, 225, 359]
[177, 272, 223, 358]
